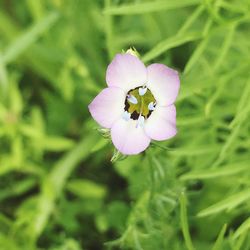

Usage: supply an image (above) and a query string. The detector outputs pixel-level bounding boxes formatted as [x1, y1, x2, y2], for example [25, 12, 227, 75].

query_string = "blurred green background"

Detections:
[0, 0, 250, 249]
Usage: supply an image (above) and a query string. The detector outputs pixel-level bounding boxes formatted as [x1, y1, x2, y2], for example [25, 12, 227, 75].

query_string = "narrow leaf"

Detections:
[233, 217, 250, 239]
[212, 224, 227, 250]
[184, 38, 208, 74]
[67, 179, 107, 199]
[212, 24, 236, 72]
[104, 0, 202, 15]
[197, 189, 250, 217]
[180, 192, 195, 250]
[2, 12, 59, 64]
[180, 161, 249, 180]
[143, 32, 202, 63]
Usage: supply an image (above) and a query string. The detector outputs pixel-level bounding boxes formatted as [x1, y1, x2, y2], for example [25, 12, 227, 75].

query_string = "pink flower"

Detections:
[88, 53, 180, 155]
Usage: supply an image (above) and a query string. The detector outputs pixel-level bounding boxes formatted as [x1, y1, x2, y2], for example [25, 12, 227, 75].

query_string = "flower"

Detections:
[88, 52, 180, 155]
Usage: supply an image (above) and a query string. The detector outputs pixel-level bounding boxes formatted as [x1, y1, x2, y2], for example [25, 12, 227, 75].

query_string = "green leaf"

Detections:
[31, 133, 97, 238]
[178, 5, 205, 35]
[180, 161, 250, 180]
[34, 178, 55, 237]
[103, 0, 202, 15]
[142, 32, 202, 63]
[233, 217, 250, 239]
[184, 38, 208, 74]
[0, 214, 12, 234]
[111, 148, 127, 163]
[0, 179, 36, 201]
[42, 136, 75, 152]
[211, 224, 227, 250]
[180, 192, 195, 250]
[49, 133, 97, 195]
[212, 24, 236, 73]
[2, 11, 59, 64]
[90, 137, 109, 153]
[67, 179, 107, 199]
[0, 58, 8, 97]
[197, 189, 250, 217]
[230, 77, 250, 128]
[26, 0, 44, 21]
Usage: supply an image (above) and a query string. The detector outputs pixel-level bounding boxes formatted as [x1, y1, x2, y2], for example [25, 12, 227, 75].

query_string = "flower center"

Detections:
[123, 86, 156, 123]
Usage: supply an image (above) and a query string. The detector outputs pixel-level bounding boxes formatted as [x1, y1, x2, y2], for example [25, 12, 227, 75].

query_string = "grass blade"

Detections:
[184, 38, 208, 74]
[105, 0, 114, 59]
[197, 189, 250, 217]
[33, 133, 97, 237]
[0, 57, 8, 97]
[49, 134, 97, 195]
[212, 24, 236, 72]
[230, 77, 250, 128]
[104, 0, 202, 15]
[180, 161, 250, 180]
[178, 5, 205, 35]
[233, 217, 250, 239]
[180, 192, 195, 250]
[2, 12, 59, 64]
[212, 224, 227, 250]
[142, 32, 202, 63]
[67, 179, 107, 199]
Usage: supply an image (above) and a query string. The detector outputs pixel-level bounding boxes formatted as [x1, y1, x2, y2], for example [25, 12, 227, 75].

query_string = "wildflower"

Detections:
[88, 52, 180, 155]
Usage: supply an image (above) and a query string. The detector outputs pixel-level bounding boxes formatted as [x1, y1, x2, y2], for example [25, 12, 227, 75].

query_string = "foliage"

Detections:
[0, 0, 250, 249]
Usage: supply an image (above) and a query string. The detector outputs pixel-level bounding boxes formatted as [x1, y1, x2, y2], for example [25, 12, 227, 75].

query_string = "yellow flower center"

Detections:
[124, 86, 156, 120]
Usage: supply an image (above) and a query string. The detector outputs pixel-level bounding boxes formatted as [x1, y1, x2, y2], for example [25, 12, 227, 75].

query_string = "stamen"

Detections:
[124, 86, 156, 120]
[148, 102, 156, 111]
[139, 87, 147, 96]
[122, 111, 131, 121]
[127, 94, 138, 104]
[137, 115, 145, 128]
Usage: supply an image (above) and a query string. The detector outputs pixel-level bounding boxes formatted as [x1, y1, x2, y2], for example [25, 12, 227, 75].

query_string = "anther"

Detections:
[127, 94, 138, 104]
[137, 115, 145, 128]
[139, 87, 147, 96]
[122, 111, 131, 121]
[148, 102, 156, 111]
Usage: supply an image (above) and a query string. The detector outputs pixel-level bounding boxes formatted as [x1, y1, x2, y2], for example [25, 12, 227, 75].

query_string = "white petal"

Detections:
[88, 87, 126, 128]
[106, 53, 147, 92]
[145, 105, 177, 141]
[111, 118, 151, 155]
[147, 64, 180, 106]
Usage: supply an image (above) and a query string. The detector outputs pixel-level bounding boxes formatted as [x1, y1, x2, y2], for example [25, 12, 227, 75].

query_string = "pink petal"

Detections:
[147, 64, 180, 106]
[106, 53, 147, 92]
[145, 105, 177, 141]
[111, 118, 151, 155]
[88, 87, 126, 128]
